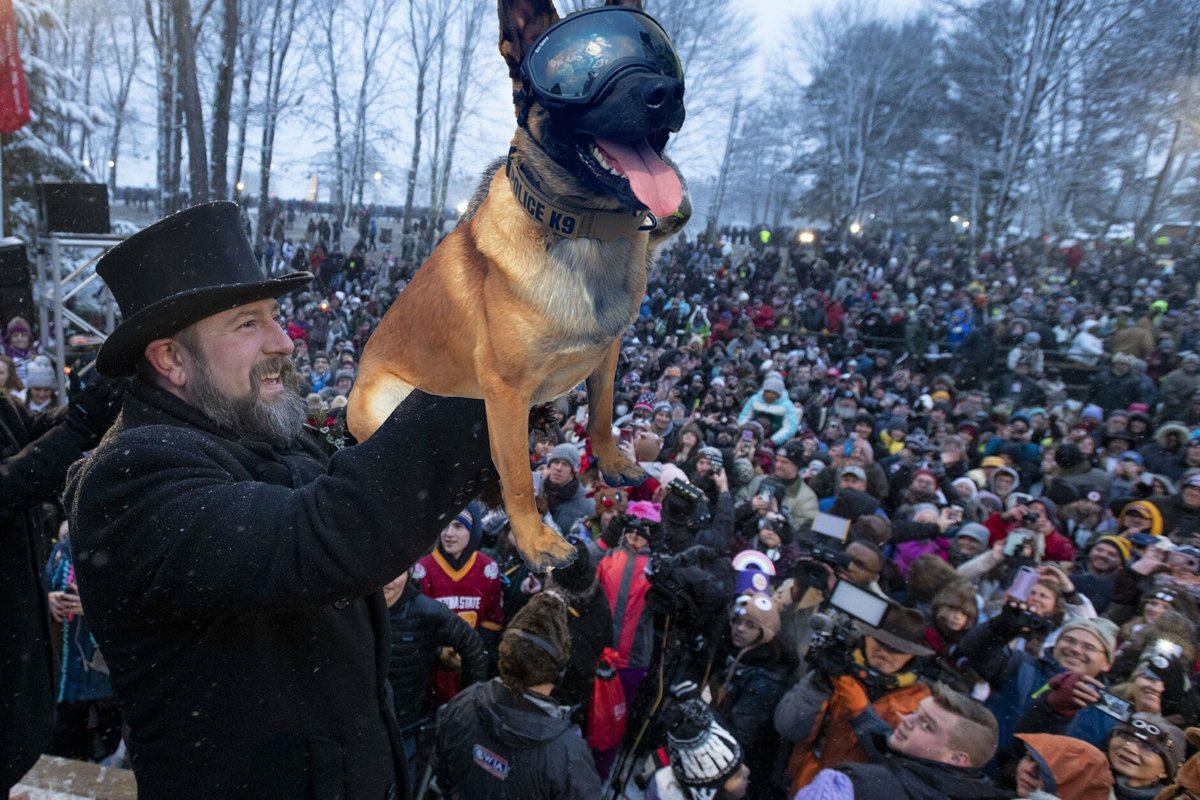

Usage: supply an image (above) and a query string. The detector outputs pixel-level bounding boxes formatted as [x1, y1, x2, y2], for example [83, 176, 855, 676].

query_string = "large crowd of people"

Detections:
[5, 211, 1200, 800]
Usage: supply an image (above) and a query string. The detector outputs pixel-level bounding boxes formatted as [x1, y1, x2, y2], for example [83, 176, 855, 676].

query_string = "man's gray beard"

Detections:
[186, 354, 307, 445]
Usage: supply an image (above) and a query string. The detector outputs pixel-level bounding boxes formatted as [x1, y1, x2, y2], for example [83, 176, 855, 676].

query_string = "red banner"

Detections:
[0, 0, 30, 133]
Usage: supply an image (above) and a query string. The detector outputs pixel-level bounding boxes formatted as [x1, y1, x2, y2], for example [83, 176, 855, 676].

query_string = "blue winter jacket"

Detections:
[956, 616, 1117, 757]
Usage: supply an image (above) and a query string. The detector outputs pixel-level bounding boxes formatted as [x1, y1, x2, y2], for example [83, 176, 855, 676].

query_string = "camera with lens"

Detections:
[792, 540, 852, 591]
[1012, 608, 1054, 635]
[999, 597, 1054, 636]
[806, 582, 900, 693]
[807, 616, 860, 677]
[645, 545, 736, 643]
[624, 516, 650, 534]
[1022, 513, 1039, 526]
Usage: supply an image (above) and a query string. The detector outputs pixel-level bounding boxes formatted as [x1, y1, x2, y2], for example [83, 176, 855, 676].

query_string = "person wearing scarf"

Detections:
[412, 501, 502, 700]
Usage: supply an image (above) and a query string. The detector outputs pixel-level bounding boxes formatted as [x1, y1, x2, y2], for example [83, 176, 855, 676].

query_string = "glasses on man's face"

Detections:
[1058, 634, 1103, 657]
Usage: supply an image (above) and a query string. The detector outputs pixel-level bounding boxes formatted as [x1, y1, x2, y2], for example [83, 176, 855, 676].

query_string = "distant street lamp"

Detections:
[107, 159, 115, 168]
[950, 215, 959, 223]
[235, 181, 245, 193]
[849, 222, 862, 235]
[962, 220, 971, 229]
[456, 200, 469, 215]
[373, 171, 382, 183]
[798, 230, 815, 244]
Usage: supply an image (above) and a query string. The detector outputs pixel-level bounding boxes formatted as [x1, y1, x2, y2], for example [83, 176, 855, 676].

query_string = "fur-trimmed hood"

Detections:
[1156, 422, 1191, 448]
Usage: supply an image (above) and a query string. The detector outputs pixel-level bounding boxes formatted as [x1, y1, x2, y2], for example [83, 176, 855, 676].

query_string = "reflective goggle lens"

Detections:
[525, 8, 682, 102]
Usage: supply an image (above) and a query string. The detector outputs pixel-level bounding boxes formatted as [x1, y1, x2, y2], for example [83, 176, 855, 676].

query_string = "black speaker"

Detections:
[36, 182, 111, 234]
[0, 240, 32, 324]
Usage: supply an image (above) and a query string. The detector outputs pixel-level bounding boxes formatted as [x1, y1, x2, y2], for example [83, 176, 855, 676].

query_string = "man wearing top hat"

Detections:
[64, 202, 492, 799]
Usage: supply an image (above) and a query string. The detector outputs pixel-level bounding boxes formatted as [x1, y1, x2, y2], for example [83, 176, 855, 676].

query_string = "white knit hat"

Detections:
[666, 700, 743, 795]
[24, 356, 56, 389]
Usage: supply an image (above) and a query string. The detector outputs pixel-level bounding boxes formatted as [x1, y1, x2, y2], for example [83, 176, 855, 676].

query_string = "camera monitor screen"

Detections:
[812, 512, 851, 542]
[828, 580, 889, 627]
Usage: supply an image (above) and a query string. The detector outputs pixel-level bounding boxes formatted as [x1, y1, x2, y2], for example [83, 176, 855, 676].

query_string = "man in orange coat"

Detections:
[774, 601, 933, 794]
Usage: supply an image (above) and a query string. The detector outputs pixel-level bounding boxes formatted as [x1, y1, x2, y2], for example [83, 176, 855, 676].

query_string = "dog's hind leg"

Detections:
[587, 340, 645, 480]
[346, 374, 416, 443]
[478, 371, 577, 571]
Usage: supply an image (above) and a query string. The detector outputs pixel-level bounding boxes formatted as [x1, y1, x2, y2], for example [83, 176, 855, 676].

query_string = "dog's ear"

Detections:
[498, 0, 559, 82]
[605, 0, 643, 7]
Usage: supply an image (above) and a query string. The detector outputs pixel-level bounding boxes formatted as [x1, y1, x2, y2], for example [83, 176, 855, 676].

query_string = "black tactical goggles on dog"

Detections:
[521, 7, 683, 109]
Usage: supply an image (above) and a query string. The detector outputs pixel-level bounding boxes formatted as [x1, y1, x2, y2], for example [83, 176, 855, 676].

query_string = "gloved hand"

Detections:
[1045, 671, 1092, 717]
[831, 674, 870, 716]
[992, 599, 1028, 641]
[65, 375, 128, 439]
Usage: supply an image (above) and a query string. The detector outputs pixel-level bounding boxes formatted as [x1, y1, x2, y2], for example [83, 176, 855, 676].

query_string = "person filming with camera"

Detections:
[774, 592, 935, 794]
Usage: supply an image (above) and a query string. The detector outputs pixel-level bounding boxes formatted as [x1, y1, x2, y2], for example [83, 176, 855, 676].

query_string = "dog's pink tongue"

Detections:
[595, 138, 682, 218]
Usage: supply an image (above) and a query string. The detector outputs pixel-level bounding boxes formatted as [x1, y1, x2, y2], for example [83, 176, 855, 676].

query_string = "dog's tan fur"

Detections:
[347, 0, 689, 570]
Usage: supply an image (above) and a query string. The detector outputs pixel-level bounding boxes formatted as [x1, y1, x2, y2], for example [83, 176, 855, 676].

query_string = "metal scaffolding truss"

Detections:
[34, 232, 126, 402]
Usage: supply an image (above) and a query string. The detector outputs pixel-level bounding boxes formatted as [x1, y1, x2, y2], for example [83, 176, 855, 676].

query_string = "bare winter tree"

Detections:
[208, 0, 239, 201]
[429, 0, 489, 244]
[704, 96, 741, 241]
[145, 0, 181, 211]
[173, 0, 210, 203]
[941, 0, 1100, 247]
[231, 0, 270, 200]
[97, 2, 143, 196]
[255, 0, 299, 238]
[399, 0, 446, 235]
[310, 0, 351, 237]
[346, 0, 402, 222]
[795, 4, 942, 237]
[1126, 0, 1200, 240]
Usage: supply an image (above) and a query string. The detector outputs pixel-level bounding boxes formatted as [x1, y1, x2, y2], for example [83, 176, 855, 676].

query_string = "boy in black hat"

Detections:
[65, 202, 492, 799]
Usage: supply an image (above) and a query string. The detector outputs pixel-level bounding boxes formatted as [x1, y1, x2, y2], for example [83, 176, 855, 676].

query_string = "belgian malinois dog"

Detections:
[347, 0, 689, 570]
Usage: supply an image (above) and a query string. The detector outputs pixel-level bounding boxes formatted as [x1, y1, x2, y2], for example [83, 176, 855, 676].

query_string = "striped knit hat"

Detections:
[666, 700, 743, 797]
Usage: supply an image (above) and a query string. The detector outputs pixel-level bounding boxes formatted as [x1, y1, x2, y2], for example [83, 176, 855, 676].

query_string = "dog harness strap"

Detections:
[506, 153, 650, 241]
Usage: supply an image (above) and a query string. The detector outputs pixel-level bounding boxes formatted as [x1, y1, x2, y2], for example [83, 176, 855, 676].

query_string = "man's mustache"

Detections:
[250, 357, 299, 391]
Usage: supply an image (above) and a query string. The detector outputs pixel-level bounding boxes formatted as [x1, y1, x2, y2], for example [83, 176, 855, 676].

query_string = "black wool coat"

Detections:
[64, 379, 493, 800]
[0, 397, 99, 789]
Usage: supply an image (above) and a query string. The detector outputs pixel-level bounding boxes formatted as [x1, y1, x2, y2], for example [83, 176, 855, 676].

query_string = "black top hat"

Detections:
[95, 202, 312, 376]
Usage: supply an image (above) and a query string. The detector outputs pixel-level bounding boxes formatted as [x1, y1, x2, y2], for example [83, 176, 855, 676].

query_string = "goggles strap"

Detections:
[505, 150, 653, 241]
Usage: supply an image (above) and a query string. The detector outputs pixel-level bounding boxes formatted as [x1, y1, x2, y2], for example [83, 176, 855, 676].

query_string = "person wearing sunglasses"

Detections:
[1105, 713, 1185, 799]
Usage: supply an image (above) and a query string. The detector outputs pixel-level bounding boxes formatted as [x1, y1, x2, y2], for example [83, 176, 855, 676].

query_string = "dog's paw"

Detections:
[597, 453, 645, 482]
[519, 525, 578, 572]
